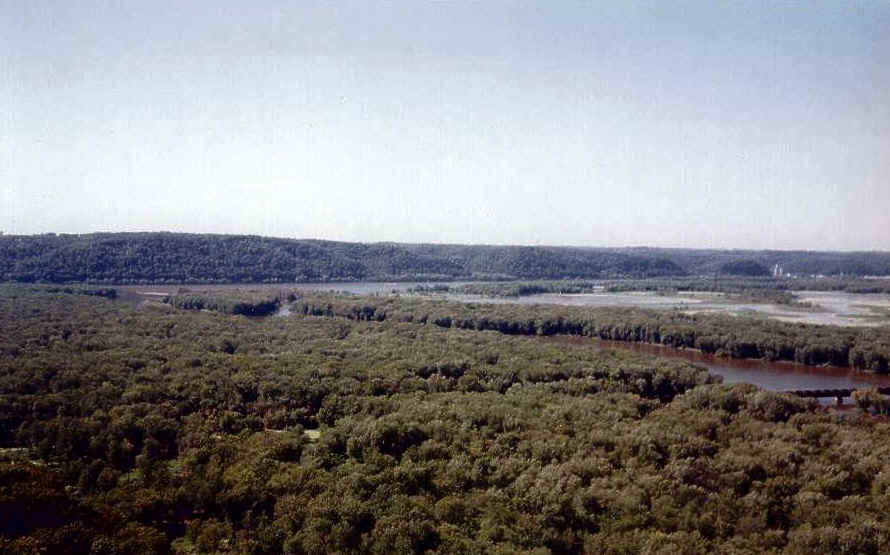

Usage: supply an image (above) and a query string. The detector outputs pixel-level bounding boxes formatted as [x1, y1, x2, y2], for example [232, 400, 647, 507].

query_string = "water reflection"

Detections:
[548, 335, 890, 394]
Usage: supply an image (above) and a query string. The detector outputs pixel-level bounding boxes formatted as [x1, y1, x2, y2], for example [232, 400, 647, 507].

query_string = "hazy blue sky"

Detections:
[2, 1, 888, 249]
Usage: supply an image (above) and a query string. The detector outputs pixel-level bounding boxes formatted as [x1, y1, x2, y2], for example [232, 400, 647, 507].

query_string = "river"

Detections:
[113, 282, 890, 399]
[548, 336, 890, 395]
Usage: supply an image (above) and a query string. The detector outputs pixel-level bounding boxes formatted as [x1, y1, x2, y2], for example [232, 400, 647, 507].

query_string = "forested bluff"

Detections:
[3, 232, 890, 283]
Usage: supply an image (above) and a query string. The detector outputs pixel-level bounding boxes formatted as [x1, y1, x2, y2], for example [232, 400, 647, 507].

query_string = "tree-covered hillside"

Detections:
[0, 233, 684, 283]
[2, 233, 889, 284]
[624, 247, 890, 277]
[717, 260, 771, 277]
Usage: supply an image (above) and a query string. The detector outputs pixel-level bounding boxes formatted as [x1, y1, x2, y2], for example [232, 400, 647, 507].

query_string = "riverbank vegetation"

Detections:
[426, 277, 890, 298]
[296, 293, 890, 372]
[441, 280, 809, 306]
[162, 290, 290, 317]
[600, 276, 890, 295]
[4, 286, 890, 553]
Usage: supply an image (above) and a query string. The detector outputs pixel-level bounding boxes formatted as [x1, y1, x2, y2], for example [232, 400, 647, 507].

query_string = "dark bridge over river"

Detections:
[785, 387, 890, 405]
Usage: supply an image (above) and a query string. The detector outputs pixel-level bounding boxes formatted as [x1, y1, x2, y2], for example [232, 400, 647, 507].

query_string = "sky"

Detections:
[2, 1, 889, 250]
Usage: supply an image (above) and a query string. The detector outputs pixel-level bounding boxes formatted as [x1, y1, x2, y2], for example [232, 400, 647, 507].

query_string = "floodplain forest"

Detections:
[3, 286, 890, 554]
[294, 292, 890, 373]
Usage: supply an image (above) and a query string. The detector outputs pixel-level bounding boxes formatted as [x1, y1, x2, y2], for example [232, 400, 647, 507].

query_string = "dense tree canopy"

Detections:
[0, 233, 685, 284]
[717, 260, 771, 277]
[3, 286, 890, 553]
[623, 247, 890, 277]
[292, 292, 890, 373]
[4, 233, 890, 285]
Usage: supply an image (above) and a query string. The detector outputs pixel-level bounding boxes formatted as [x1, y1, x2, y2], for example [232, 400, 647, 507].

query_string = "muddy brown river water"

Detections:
[549, 336, 890, 395]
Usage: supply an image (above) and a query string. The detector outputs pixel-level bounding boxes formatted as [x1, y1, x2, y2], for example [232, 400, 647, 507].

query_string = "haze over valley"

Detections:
[3, 2, 890, 554]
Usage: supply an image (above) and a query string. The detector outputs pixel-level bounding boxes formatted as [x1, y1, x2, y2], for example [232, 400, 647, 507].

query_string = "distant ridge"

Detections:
[1, 232, 889, 284]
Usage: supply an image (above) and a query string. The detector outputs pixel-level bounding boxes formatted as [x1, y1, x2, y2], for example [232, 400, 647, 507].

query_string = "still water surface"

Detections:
[549, 336, 890, 395]
[116, 281, 890, 328]
[440, 290, 890, 327]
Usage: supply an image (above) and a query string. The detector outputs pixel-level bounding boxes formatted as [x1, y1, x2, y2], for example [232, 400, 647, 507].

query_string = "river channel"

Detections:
[548, 336, 890, 397]
[114, 282, 890, 398]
